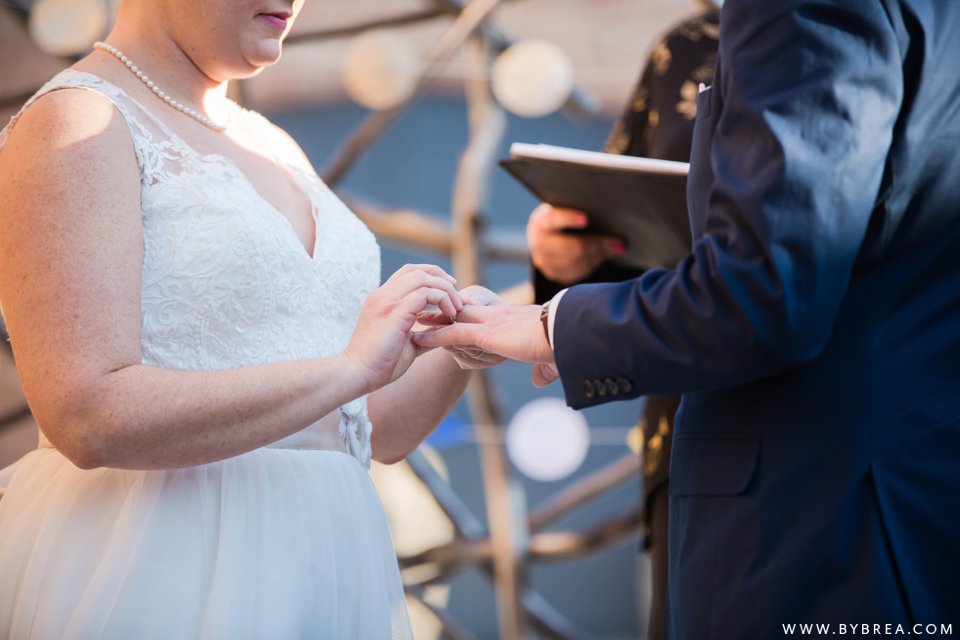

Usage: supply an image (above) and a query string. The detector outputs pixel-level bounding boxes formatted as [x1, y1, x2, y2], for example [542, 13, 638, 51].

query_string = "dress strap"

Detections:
[0, 69, 168, 188]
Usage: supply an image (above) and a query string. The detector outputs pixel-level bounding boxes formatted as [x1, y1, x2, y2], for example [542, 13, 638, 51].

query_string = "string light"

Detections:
[492, 39, 575, 118]
[28, 0, 107, 57]
[342, 30, 423, 111]
[506, 397, 590, 482]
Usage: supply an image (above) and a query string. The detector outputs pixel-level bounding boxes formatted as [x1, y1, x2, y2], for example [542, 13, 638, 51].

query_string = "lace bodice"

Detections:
[1, 70, 381, 467]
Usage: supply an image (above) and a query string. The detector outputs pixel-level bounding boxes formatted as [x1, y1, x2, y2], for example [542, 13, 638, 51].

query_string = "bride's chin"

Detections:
[243, 41, 283, 69]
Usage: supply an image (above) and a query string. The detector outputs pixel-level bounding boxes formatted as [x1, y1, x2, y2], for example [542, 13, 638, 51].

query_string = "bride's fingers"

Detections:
[389, 263, 454, 281]
[375, 272, 462, 319]
[388, 264, 457, 286]
[398, 287, 461, 319]
[394, 272, 462, 313]
[418, 300, 500, 326]
[416, 310, 455, 326]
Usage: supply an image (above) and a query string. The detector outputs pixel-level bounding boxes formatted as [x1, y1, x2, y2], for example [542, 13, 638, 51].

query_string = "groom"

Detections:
[417, 0, 960, 636]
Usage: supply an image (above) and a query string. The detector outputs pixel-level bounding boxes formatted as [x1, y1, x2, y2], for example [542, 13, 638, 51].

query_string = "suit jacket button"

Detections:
[604, 378, 619, 395]
[618, 377, 633, 394]
[595, 379, 608, 397]
[583, 380, 595, 398]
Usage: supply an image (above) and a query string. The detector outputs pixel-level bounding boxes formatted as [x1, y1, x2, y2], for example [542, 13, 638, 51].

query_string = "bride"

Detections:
[0, 0, 501, 637]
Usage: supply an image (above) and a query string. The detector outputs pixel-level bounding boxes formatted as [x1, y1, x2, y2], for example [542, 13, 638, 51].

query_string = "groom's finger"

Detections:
[413, 324, 475, 348]
[449, 304, 499, 324]
[531, 362, 559, 387]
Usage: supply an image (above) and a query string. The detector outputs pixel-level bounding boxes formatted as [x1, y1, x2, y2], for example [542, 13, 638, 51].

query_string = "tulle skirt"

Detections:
[0, 447, 413, 639]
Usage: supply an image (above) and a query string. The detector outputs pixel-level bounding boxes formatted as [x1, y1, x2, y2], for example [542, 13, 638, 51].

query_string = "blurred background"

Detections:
[1, 1, 698, 638]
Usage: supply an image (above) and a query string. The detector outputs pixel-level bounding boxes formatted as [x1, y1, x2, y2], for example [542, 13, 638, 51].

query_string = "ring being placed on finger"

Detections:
[461, 346, 485, 358]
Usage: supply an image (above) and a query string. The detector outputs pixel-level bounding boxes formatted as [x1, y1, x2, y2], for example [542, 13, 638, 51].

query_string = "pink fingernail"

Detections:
[612, 241, 626, 255]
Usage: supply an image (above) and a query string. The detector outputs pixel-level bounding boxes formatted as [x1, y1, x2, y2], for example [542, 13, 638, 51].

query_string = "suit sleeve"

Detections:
[554, 0, 903, 408]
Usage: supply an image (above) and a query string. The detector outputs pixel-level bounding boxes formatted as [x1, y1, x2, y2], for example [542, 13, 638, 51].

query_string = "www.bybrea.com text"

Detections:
[782, 623, 953, 636]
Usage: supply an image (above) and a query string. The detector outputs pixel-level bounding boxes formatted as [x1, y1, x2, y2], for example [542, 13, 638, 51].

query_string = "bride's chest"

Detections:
[137, 157, 380, 310]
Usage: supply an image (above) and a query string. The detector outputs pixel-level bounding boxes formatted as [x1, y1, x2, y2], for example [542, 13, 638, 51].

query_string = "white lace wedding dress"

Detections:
[0, 70, 413, 639]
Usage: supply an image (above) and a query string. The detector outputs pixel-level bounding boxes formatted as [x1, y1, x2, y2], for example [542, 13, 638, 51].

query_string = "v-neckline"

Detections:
[224, 111, 320, 261]
[188, 111, 321, 262]
[224, 153, 321, 262]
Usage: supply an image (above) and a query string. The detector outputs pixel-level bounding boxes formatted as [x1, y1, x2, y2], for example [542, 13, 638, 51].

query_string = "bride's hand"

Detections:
[342, 264, 462, 391]
[418, 285, 507, 370]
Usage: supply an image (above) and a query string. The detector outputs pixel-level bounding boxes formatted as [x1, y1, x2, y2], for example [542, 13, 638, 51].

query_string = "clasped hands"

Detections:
[342, 264, 558, 391]
[413, 285, 560, 388]
[343, 205, 621, 390]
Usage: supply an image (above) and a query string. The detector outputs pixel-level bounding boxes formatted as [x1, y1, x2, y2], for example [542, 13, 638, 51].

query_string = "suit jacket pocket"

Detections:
[670, 434, 760, 496]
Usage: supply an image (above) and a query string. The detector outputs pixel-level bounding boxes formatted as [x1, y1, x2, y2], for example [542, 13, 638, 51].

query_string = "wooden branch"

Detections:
[406, 448, 486, 540]
[528, 502, 643, 562]
[429, 0, 602, 121]
[480, 227, 529, 262]
[284, 9, 447, 45]
[403, 543, 615, 640]
[398, 502, 642, 585]
[399, 537, 491, 586]
[344, 198, 453, 254]
[522, 590, 601, 640]
[449, 24, 532, 637]
[528, 452, 640, 532]
[343, 196, 529, 260]
[405, 585, 480, 640]
[322, 0, 508, 186]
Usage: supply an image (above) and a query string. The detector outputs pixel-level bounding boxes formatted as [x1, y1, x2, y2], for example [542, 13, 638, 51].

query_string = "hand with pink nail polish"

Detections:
[525, 203, 627, 285]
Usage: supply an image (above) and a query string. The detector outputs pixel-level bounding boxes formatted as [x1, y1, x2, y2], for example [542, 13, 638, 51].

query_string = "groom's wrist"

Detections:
[542, 289, 568, 353]
[540, 300, 551, 345]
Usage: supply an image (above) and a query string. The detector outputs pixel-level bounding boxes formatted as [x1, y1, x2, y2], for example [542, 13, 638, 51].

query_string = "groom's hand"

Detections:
[413, 300, 557, 385]
[416, 285, 508, 369]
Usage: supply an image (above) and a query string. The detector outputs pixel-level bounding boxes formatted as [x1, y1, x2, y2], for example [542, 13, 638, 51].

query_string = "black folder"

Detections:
[500, 143, 692, 270]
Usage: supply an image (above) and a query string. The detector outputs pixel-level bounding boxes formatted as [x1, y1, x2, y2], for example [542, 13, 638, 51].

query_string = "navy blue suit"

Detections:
[552, 1, 960, 636]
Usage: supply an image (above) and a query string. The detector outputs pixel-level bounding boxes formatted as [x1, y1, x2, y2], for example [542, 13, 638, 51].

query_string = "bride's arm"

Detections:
[367, 348, 471, 464]
[368, 287, 508, 463]
[0, 89, 459, 471]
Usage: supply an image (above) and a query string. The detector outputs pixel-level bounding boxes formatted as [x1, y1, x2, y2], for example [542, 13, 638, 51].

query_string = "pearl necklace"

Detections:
[93, 41, 228, 132]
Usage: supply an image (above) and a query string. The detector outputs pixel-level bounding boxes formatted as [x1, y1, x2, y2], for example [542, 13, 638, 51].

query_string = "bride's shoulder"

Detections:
[3, 82, 132, 159]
